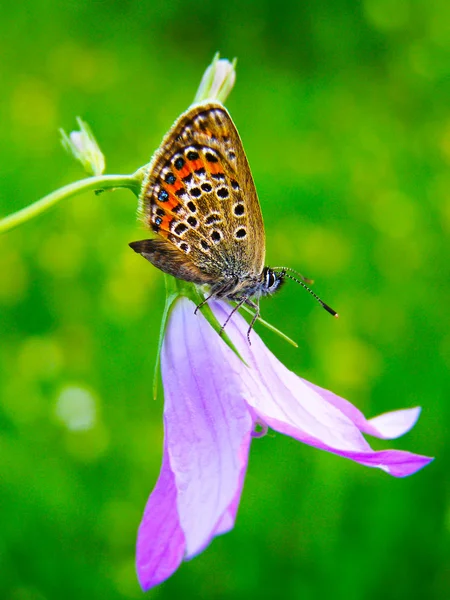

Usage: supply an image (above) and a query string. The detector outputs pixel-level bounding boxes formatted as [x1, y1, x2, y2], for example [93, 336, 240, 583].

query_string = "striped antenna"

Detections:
[272, 266, 314, 285]
[277, 270, 339, 318]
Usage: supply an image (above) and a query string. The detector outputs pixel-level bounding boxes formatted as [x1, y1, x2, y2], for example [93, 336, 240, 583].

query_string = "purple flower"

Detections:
[136, 297, 433, 590]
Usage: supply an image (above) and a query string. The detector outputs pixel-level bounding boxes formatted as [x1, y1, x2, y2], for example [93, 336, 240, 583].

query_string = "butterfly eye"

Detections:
[265, 269, 276, 289]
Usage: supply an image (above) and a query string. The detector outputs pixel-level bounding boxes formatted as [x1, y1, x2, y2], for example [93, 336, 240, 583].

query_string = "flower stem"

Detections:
[0, 172, 143, 234]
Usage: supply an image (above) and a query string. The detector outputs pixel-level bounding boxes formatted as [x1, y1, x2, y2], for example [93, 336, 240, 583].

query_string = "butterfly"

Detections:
[130, 101, 337, 340]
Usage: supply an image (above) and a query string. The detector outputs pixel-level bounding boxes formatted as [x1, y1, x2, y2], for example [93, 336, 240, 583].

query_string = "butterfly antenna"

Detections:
[272, 266, 314, 285]
[281, 272, 339, 318]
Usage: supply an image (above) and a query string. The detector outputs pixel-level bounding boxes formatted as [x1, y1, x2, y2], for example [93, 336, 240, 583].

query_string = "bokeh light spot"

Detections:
[37, 231, 85, 278]
[370, 190, 418, 239]
[10, 77, 58, 148]
[320, 336, 382, 389]
[364, 0, 410, 31]
[55, 385, 97, 431]
[63, 423, 110, 462]
[18, 336, 63, 381]
[103, 248, 157, 319]
[0, 242, 29, 304]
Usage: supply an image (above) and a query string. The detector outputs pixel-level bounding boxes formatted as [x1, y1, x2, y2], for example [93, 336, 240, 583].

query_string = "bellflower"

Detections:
[0, 51, 433, 593]
[136, 297, 433, 590]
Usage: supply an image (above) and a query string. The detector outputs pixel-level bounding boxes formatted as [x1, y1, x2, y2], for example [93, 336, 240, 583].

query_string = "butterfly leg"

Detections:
[219, 296, 249, 338]
[194, 291, 215, 315]
[194, 290, 227, 315]
[244, 299, 260, 345]
[194, 279, 238, 314]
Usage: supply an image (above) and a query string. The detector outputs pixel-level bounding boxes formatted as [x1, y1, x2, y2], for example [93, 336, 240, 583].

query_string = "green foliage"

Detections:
[0, 1, 448, 599]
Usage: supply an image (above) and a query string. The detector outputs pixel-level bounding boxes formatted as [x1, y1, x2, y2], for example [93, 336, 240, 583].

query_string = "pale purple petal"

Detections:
[136, 443, 185, 591]
[328, 448, 432, 477]
[213, 459, 247, 536]
[161, 298, 253, 558]
[364, 407, 421, 439]
[210, 301, 433, 477]
[212, 506, 235, 538]
[303, 380, 422, 439]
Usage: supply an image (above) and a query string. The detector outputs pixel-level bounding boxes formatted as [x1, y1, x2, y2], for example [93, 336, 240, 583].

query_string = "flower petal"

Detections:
[213, 462, 246, 536]
[364, 407, 422, 439]
[303, 380, 422, 439]
[210, 302, 433, 477]
[161, 298, 253, 558]
[136, 443, 186, 591]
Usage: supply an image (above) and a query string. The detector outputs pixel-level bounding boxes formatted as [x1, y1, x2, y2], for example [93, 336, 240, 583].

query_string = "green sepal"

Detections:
[239, 304, 298, 348]
[187, 286, 247, 366]
[152, 274, 246, 399]
[152, 276, 180, 400]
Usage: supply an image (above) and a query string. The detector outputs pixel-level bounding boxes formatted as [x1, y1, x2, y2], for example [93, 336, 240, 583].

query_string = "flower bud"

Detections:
[60, 117, 105, 176]
[194, 53, 237, 104]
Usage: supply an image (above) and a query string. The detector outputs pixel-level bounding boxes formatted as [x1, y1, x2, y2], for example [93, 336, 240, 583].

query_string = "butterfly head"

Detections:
[261, 267, 286, 296]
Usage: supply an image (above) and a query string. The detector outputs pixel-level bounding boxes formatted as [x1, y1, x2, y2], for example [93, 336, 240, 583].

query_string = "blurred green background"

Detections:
[0, 1, 449, 599]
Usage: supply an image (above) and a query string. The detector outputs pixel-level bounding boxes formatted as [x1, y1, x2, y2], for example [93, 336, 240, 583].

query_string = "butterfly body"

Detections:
[130, 101, 336, 334]
[130, 102, 283, 308]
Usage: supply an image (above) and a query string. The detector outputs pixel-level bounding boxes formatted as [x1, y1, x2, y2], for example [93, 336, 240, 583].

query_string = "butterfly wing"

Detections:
[138, 102, 266, 284]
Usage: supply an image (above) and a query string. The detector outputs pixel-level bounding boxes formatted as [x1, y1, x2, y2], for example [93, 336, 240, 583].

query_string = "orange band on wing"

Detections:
[161, 215, 173, 229]
[166, 195, 180, 211]
[156, 191, 180, 213]
[190, 159, 205, 172]
[165, 179, 184, 194]
[208, 162, 224, 175]
[154, 215, 173, 238]
[177, 164, 192, 179]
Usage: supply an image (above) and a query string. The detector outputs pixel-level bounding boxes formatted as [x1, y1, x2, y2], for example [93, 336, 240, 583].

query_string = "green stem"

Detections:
[0, 172, 142, 234]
